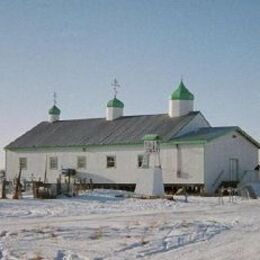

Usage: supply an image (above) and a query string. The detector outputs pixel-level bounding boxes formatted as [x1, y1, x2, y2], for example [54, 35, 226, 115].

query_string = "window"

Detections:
[19, 158, 27, 170]
[77, 156, 86, 169]
[49, 157, 58, 170]
[106, 156, 116, 168]
[137, 155, 144, 168]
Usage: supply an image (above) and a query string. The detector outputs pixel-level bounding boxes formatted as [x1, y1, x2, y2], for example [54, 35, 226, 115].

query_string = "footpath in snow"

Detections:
[0, 190, 260, 260]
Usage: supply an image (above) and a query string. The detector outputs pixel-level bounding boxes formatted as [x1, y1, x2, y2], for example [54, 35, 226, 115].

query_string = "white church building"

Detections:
[5, 80, 260, 194]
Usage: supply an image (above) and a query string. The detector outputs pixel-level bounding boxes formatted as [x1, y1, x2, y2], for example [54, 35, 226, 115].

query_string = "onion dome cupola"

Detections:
[170, 80, 194, 101]
[107, 97, 124, 109]
[106, 78, 124, 121]
[169, 80, 194, 117]
[49, 92, 61, 122]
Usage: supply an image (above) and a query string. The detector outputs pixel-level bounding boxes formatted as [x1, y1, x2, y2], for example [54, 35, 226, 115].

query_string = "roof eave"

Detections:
[236, 127, 260, 149]
[199, 127, 260, 149]
[5, 142, 144, 151]
[170, 140, 206, 145]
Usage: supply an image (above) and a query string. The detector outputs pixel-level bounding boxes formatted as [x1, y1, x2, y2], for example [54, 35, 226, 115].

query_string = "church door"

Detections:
[229, 159, 239, 181]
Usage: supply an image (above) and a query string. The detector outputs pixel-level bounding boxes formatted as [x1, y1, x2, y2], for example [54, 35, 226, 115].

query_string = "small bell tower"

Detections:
[169, 80, 194, 117]
[48, 92, 61, 123]
[106, 78, 124, 121]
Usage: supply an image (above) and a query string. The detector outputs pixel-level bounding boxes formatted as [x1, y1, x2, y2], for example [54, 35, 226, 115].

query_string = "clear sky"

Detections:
[0, 0, 259, 169]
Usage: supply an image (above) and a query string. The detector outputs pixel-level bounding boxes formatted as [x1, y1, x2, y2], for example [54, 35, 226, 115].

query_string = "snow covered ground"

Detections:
[0, 190, 260, 260]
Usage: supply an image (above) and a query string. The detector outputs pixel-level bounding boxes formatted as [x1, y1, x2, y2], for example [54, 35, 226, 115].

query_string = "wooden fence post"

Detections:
[90, 178, 93, 191]
[1, 179, 7, 199]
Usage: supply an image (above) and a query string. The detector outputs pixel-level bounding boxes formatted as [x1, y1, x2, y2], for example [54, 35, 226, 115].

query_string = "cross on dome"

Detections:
[111, 78, 120, 98]
[53, 91, 57, 106]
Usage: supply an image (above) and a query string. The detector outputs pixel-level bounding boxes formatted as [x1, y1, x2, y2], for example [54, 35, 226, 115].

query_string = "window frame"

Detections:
[49, 156, 58, 170]
[77, 156, 87, 169]
[19, 157, 27, 170]
[106, 155, 116, 168]
[137, 154, 144, 168]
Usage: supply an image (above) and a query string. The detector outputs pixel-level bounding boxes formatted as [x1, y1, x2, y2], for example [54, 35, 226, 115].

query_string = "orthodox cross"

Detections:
[53, 91, 57, 106]
[111, 78, 120, 98]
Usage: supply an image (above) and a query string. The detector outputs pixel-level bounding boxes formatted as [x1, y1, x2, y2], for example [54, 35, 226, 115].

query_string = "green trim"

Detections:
[107, 98, 124, 108]
[5, 142, 144, 151]
[170, 81, 194, 100]
[48, 105, 61, 115]
[5, 139, 206, 152]
[143, 134, 160, 141]
[170, 140, 206, 145]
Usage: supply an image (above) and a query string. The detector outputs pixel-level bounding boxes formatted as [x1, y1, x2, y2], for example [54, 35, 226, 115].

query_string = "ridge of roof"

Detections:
[42, 111, 200, 123]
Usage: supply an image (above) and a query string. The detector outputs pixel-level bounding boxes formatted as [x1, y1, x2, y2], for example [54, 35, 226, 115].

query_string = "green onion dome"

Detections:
[48, 105, 61, 115]
[107, 98, 124, 108]
[170, 81, 194, 100]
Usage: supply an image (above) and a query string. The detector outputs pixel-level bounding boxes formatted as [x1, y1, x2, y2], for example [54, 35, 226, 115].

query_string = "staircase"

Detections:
[212, 170, 225, 192]
[246, 185, 258, 199]
[216, 180, 259, 198]
[211, 168, 260, 198]
[237, 170, 260, 199]
[238, 182, 260, 199]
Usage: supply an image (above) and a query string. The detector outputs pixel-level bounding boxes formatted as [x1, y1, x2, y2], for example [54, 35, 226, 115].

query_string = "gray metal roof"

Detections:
[6, 112, 200, 149]
[173, 127, 238, 142]
[174, 127, 260, 148]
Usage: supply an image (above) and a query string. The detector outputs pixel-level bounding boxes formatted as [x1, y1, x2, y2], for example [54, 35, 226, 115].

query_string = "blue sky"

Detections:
[0, 0, 259, 168]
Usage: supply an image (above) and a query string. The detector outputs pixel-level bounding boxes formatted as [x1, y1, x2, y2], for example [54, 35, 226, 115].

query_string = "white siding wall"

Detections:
[49, 114, 60, 123]
[6, 144, 204, 185]
[168, 100, 193, 117]
[106, 107, 123, 121]
[204, 131, 258, 194]
[177, 145, 204, 183]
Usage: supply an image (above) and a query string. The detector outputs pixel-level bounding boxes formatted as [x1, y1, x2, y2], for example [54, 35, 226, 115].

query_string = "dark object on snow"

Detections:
[1, 179, 7, 199]
[33, 181, 56, 199]
[62, 169, 77, 193]
[0, 170, 5, 179]
[62, 168, 76, 177]
[89, 178, 93, 191]
[13, 168, 22, 200]
[255, 165, 260, 171]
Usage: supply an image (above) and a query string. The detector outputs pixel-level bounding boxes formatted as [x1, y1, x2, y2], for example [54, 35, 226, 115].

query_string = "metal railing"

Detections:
[240, 170, 260, 184]
[212, 170, 225, 189]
